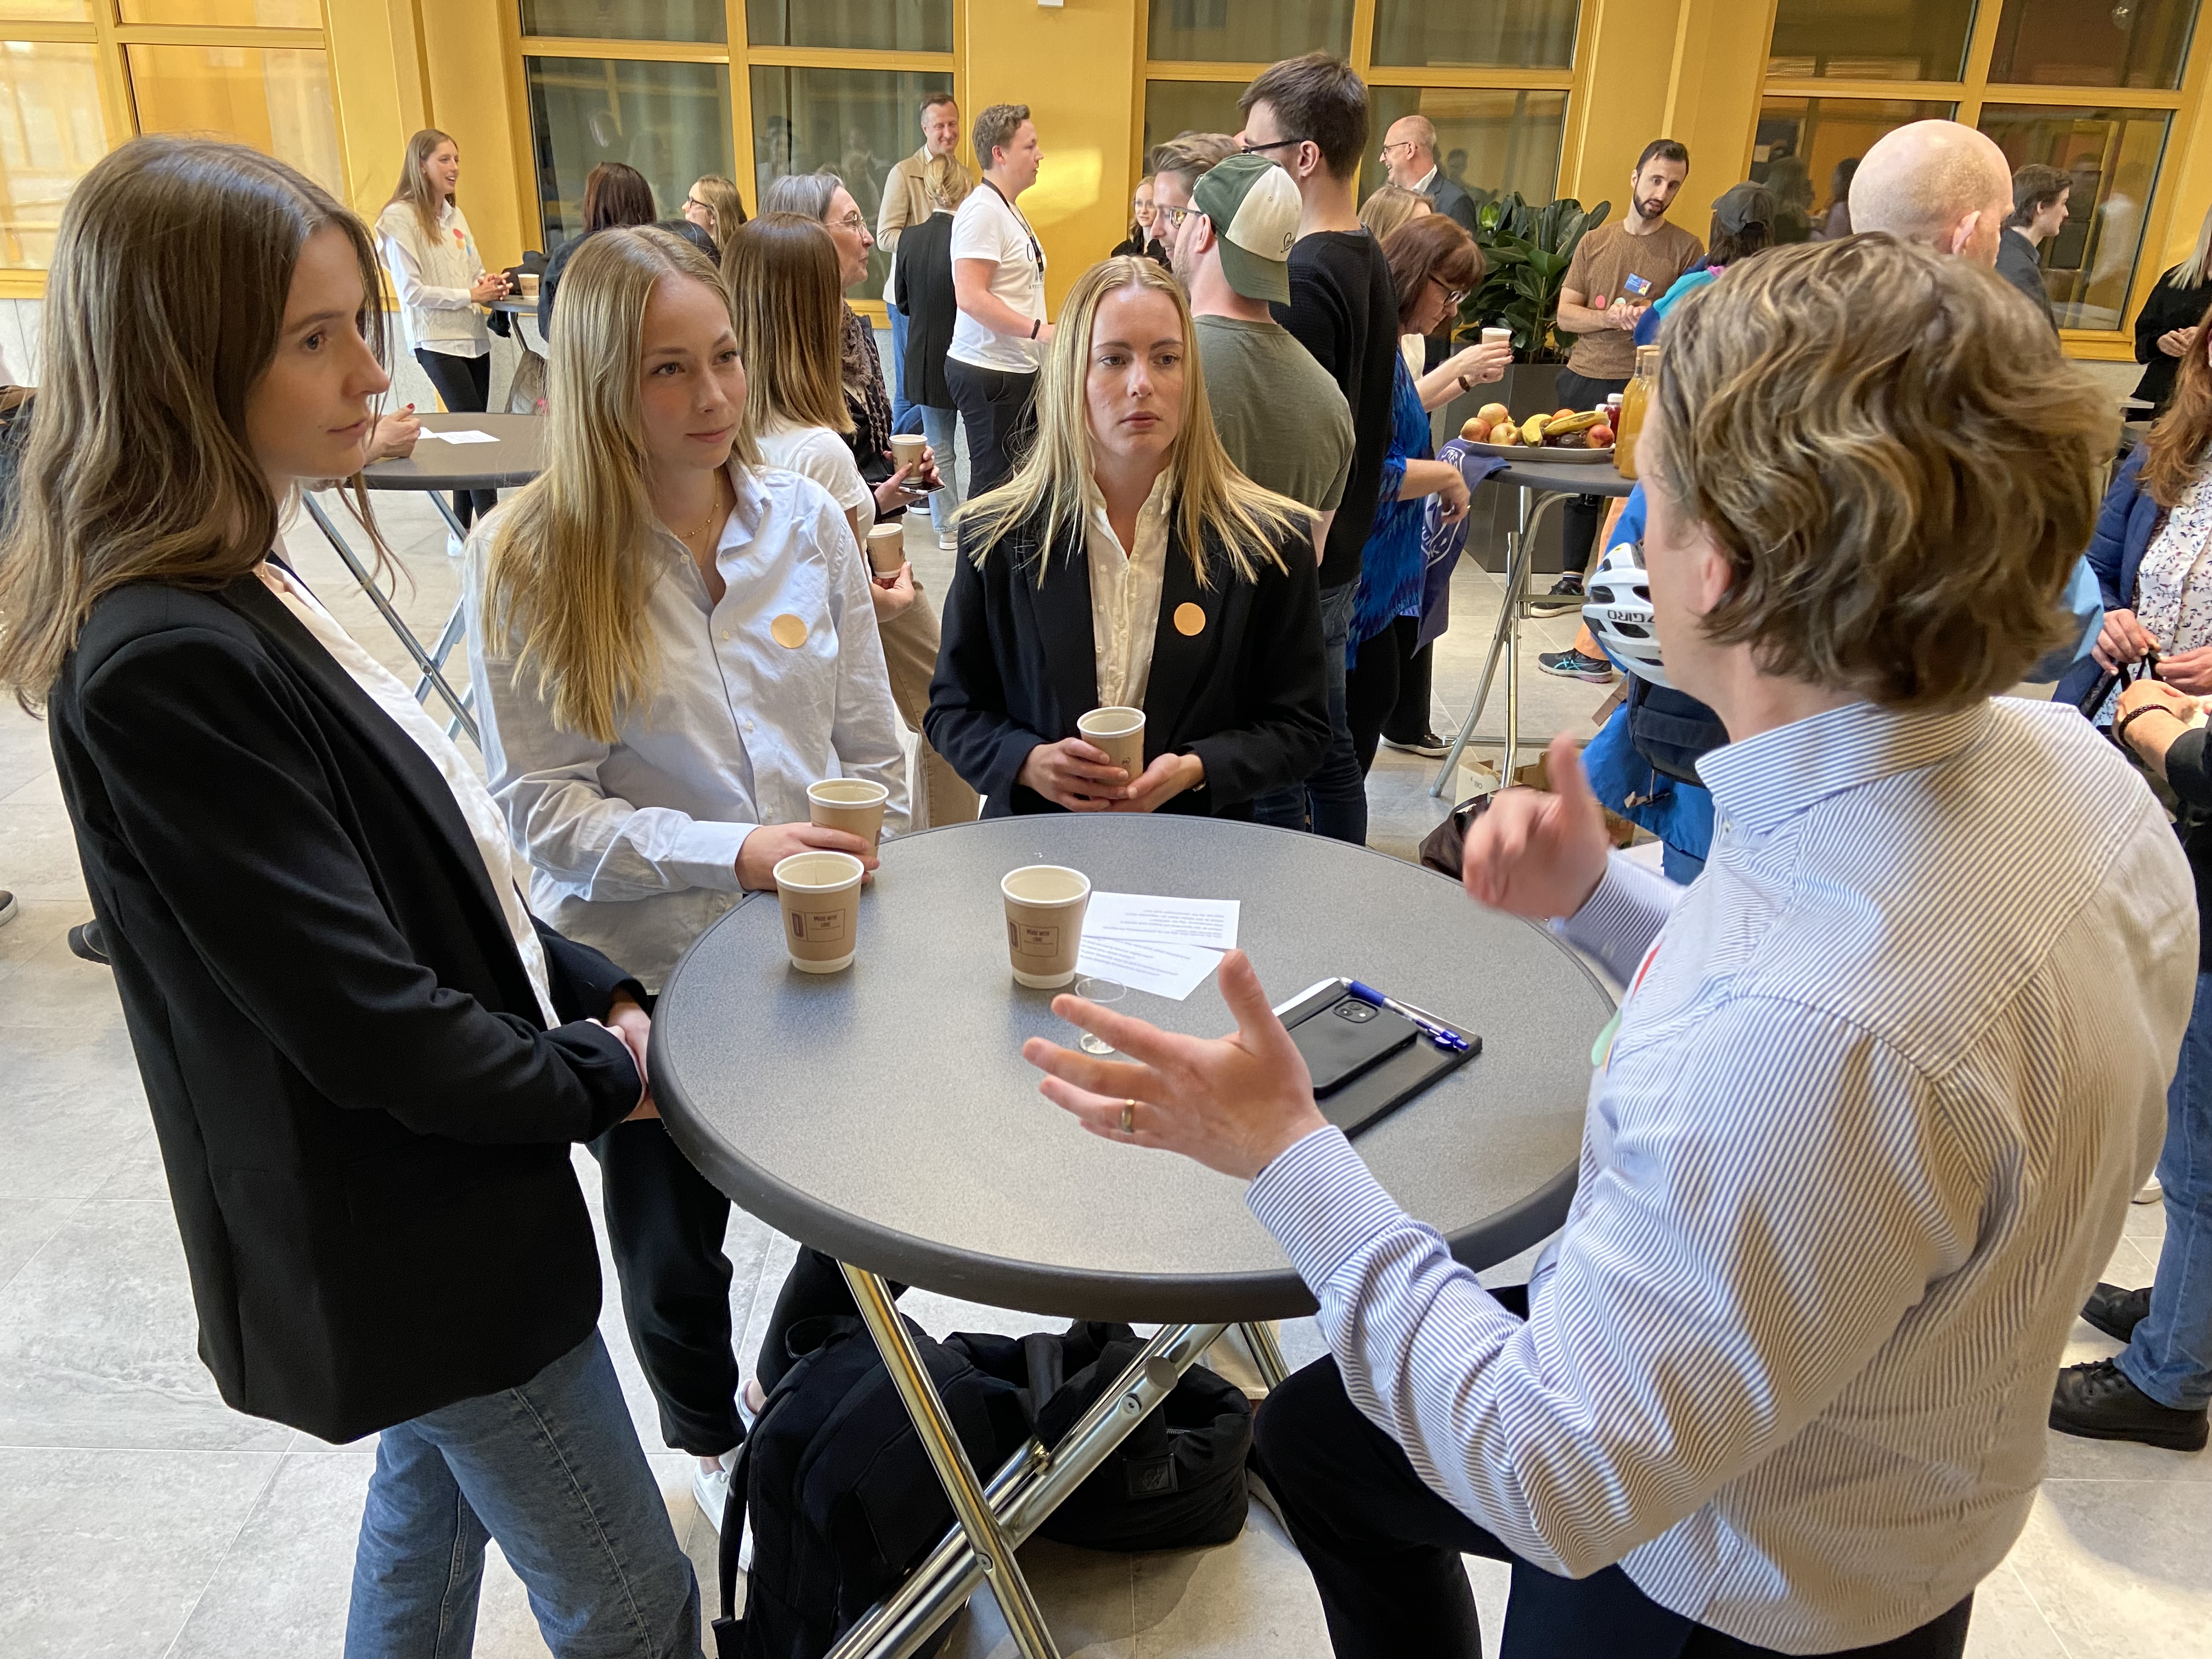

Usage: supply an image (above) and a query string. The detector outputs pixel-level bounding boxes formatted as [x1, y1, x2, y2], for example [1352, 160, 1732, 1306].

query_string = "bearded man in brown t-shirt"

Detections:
[1537, 139, 1704, 614]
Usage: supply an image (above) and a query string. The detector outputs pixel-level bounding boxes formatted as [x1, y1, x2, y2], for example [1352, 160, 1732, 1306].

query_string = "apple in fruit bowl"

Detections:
[1553, 408, 1577, 422]
[1460, 416, 1492, 442]
[1476, 401, 1510, 427]
[1588, 422, 1614, 448]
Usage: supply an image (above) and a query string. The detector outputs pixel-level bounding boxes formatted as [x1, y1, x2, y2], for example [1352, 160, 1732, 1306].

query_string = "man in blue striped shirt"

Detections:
[1024, 237, 2197, 1657]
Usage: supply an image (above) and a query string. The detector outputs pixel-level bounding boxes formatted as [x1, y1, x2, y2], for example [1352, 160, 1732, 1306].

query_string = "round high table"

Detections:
[302, 412, 546, 744]
[655, 814, 1608, 1659]
[1432, 454, 1639, 797]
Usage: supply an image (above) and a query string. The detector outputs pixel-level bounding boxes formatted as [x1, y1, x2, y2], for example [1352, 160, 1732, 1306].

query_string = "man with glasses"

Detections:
[1380, 114, 1477, 234]
[948, 101, 1051, 498]
[1167, 152, 1352, 566]
[1235, 52, 1398, 848]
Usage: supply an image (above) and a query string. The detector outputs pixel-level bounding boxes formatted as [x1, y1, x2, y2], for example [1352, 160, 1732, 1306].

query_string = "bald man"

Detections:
[1380, 114, 1477, 233]
[1847, 120, 2013, 267]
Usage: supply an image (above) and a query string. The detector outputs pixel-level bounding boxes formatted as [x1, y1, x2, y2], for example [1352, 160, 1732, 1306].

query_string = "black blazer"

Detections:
[47, 574, 647, 1443]
[894, 210, 958, 410]
[925, 503, 1329, 817]
[2134, 264, 2212, 410]
[1424, 173, 1480, 236]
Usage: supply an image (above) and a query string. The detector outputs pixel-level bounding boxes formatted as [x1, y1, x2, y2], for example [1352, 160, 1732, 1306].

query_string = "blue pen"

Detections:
[1346, 980, 1471, 1053]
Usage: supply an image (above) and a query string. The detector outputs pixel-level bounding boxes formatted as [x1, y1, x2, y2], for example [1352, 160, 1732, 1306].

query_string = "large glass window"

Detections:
[1142, 80, 1248, 161]
[746, 0, 951, 54]
[1767, 0, 1977, 83]
[118, 1, 320, 22]
[1371, 0, 1579, 71]
[0, 3, 88, 19]
[1980, 105, 2171, 330]
[1753, 97, 1957, 242]
[1147, 1, 1351, 65]
[128, 44, 343, 200]
[1361, 88, 1567, 209]
[749, 66, 950, 301]
[521, 2, 725, 43]
[0, 40, 102, 269]
[1987, 0, 2196, 92]
[525, 55, 732, 249]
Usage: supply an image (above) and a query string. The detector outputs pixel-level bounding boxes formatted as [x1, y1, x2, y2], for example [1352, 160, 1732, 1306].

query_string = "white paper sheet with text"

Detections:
[1072, 933, 1225, 1001]
[1083, 892, 1239, 950]
[420, 428, 499, 444]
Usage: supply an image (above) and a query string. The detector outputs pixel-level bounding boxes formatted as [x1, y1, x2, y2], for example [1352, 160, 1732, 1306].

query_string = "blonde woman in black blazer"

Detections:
[927, 255, 1329, 818]
[0, 138, 701, 1658]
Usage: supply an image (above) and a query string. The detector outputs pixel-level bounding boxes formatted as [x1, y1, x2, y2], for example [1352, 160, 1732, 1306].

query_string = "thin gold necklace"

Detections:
[678, 473, 727, 545]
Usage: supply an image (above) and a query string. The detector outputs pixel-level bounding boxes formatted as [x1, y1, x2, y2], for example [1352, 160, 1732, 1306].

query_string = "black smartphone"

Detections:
[1288, 995, 1420, 1098]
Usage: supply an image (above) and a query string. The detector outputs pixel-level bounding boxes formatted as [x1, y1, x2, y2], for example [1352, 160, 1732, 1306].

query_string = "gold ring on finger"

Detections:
[1119, 1098, 1136, 1135]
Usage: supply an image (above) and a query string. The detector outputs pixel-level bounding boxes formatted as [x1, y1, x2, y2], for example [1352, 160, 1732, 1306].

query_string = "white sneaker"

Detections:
[445, 533, 466, 561]
[2135, 1177, 2164, 1205]
[693, 1448, 739, 1532]
[939, 530, 957, 552]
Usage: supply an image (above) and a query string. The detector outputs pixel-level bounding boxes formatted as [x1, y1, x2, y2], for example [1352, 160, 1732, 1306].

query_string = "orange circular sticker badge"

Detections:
[1173, 602, 1206, 637]
[770, 614, 810, 649]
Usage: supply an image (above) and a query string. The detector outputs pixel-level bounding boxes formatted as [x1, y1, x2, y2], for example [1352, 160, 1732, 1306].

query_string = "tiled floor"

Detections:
[2, 482, 2203, 1658]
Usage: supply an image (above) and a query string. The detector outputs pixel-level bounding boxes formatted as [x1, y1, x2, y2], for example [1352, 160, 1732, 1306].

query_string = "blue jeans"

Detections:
[888, 304, 915, 431]
[1253, 580, 1366, 844]
[920, 403, 961, 536]
[346, 1333, 702, 1659]
[2121, 967, 2212, 1410]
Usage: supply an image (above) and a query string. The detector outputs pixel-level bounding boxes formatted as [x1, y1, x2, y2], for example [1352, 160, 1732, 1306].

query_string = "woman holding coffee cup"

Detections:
[376, 127, 507, 543]
[726, 212, 977, 826]
[927, 255, 1331, 818]
[463, 224, 906, 1531]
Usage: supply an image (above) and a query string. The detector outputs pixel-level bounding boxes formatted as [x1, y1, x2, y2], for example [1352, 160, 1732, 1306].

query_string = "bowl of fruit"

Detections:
[1458, 402, 1616, 464]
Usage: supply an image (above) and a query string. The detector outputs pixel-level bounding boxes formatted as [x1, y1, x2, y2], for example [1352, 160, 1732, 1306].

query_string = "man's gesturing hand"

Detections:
[1022, 949, 1329, 1181]
[1459, 731, 1612, 919]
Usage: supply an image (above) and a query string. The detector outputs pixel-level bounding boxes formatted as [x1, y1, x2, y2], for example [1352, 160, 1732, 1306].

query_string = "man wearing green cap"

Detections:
[1171, 151, 1353, 562]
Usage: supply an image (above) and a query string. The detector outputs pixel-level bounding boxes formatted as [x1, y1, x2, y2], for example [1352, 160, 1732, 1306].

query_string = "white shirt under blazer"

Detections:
[376, 199, 492, 359]
[464, 462, 910, 992]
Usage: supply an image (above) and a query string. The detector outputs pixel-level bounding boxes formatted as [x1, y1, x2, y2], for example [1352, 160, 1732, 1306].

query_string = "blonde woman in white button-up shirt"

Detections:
[463, 225, 906, 1526]
[377, 127, 509, 540]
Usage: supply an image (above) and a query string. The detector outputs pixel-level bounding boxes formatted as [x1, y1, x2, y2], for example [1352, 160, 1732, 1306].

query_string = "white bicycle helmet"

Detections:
[1581, 539, 1672, 689]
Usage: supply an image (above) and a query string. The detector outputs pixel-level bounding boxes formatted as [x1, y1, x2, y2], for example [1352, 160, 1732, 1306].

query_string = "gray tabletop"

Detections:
[1494, 458, 1637, 499]
[366, 411, 544, 492]
[653, 816, 1611, 1323]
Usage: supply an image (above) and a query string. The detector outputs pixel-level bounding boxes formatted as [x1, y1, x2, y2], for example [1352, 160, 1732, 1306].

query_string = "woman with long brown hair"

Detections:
[927, 255, 1329, 817]
[0, 136, 698, 1654]
[377, 126, 507, 544]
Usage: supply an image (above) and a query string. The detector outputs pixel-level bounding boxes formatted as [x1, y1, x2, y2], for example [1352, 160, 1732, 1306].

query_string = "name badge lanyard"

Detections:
[983, 179, 1046, 281]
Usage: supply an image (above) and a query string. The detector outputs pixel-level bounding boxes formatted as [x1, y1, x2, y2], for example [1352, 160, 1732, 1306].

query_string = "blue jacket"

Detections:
[2056, 445, 2164, 709]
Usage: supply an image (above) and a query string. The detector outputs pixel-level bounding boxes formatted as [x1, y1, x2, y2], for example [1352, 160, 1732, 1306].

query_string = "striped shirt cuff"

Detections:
[1247, 1126, 1408, 1289]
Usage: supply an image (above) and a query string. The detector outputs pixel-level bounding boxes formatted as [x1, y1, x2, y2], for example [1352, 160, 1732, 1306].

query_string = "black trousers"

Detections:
[411, 348, 499, 529]
[1555, 370, 1629, 581]
[1382, 623, 1436, 746]
[1250, 1353, 1974, 1659]
[1345, 616, 1419, 776]
[588, 1118, 743, 1457]
[945, 357, 1039, 499]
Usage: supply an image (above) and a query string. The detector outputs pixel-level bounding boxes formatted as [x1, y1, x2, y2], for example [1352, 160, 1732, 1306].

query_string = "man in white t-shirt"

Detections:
[947, 101, 1052, 498]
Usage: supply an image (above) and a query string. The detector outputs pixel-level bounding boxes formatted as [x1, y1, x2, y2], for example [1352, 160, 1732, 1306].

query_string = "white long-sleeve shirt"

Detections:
[376, 200, 490, 359]
[1248, 697, 2195, 1651]
[465, 462, 909, 991]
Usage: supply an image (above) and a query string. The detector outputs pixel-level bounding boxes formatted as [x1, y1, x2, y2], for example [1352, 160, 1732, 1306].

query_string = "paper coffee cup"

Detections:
[1001, 865, 1091, 989]
[1481, 325, 1510, 347]
[889, 433, 927, 471]
[518, 273, 540, 298]
[865, 521, 905, 577]
[1077, 706, 1146, 785]
[807, 777, 889, 850]
[774, 850, 865, 974]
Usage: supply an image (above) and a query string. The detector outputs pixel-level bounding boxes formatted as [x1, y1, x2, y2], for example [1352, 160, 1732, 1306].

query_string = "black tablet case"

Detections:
[1282, 981, 1483, 1137]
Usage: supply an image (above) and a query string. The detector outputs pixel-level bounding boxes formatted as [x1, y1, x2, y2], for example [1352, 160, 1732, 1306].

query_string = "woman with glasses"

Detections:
[1344, 213, 1504, 776]
[1110, 175, 1169, 268]
[681, 174, 747, 244]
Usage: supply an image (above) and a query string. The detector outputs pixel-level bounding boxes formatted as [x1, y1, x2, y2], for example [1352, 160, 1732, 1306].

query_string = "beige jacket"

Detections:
[876, 146, 974, 253]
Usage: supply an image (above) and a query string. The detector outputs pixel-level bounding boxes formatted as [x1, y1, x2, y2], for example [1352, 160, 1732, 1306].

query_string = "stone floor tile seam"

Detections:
[0, 1194, 84, 1300]
[153, 1453, 292, 1659]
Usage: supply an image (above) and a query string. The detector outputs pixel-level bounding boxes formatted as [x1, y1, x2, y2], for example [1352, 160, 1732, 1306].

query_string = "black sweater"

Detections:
[2163, 727, 2212, 970]
[2133, 265, 2212, 411]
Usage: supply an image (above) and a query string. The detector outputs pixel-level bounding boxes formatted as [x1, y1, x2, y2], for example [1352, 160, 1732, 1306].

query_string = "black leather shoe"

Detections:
[2083, 1282, 2154, 1344]
[2051, 1358, 2208, 1451]
[66, 920, 108, 966]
